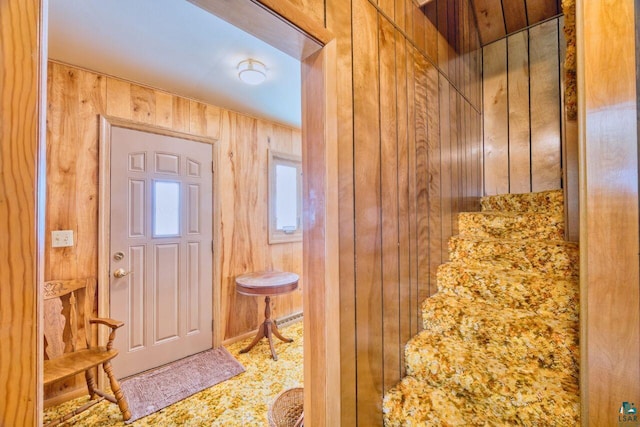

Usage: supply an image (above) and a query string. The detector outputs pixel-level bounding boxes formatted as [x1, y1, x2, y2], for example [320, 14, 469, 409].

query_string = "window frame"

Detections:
[268, 149, 302, 244]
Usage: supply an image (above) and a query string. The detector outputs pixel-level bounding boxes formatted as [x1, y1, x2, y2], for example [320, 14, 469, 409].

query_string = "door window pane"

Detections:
[154, 181, 180, 236]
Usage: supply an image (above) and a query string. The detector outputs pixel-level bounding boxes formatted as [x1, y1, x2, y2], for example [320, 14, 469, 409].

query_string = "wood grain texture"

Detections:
[524, 0, 558, 26]
[46, 63, 302, 402]
[414, 54, 430, 320]
[301, 40, 341, 427]
[426, 61, 441, 297]
[406, 45, 419, 339]
[352, 0, 383, 423]
[379, 15, 401, 394]
[449, 89, 461, 236]
[529, 19, 560, 192]
[439, 76, 453, 262]
[507, 30, 531, 193]
[188, 0, 329, 60]
[325, 0, 357, 424]
[580, 0, 640, 423]
[502, 0, 527, 34]
[481, 18, 563, 196]
[0, 0, 43, 425]
[473, 0, 506, 45]
[395, 34, 411, 378]
[437, 0, 450, 77]
[482, 38, 509, 195]
[470, 0, 561, 46]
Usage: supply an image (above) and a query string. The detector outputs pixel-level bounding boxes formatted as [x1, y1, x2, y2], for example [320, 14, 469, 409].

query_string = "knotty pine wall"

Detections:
[482, 17, 564, 196]
[45, 61, 302, 403]
[0, 0, 45, 425]
[326, 0, 482, 424]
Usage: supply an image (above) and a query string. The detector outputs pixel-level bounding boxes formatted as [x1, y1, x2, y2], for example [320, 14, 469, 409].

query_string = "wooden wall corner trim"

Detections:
[302, 39, 341, 427]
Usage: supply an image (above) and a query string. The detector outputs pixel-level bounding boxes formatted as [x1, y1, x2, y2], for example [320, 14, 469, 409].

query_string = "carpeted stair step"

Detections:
[435, 262, 579, 319]
[383, 373, 580, 426]
[458, 210, 565, 240]
[411, 304, 578, 377]
[481, 189, 564, 215]
[404, 330, 578, 403]
[449, 235, 579, 277]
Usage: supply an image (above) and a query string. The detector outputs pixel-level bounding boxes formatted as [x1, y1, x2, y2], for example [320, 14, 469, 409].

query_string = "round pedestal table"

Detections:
[235, 271, 299, 361]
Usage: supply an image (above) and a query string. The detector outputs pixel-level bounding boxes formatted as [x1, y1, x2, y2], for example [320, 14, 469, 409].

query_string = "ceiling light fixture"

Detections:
[237, 59, 267, 85]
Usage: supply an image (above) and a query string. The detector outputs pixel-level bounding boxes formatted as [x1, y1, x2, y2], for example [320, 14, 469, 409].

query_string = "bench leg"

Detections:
[103, 361, 131, 421]
[84, 369, 98, 400]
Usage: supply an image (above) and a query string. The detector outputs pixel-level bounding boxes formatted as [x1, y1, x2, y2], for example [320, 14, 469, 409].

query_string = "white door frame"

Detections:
[97, 115, 219, 378]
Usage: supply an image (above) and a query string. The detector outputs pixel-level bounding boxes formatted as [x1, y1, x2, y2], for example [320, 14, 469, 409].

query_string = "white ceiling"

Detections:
[48, 0, 302, 128]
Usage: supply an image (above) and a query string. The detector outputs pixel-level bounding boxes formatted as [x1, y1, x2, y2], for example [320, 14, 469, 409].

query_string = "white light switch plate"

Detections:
[52, 230, 74, 248]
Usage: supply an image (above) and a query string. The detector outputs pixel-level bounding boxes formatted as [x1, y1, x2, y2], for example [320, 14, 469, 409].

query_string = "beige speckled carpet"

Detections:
[43, 321, 303, 426]
[383, 190, 580, 425]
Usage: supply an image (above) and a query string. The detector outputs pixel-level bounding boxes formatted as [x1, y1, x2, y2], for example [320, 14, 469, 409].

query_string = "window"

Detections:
[153, 180, 181, 237]
[268, 150, 302, 244]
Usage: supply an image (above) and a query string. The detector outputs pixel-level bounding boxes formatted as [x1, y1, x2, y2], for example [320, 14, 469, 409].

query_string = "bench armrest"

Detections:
[89, 317, 125, 350]
[89, 317, 124, 330]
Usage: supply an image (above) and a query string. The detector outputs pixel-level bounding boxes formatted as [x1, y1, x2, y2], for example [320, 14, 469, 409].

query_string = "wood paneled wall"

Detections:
[328, 0, 483, 424]
[471, 0, 561, 45]
[579, 0, 640, 424]
[0, 0, 45, 425]
[45, 61, 302, 403]
[482, 18, 563, 196]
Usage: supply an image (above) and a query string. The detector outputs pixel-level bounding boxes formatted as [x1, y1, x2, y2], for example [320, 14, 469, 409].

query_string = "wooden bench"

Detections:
[43, 278, 130, 426]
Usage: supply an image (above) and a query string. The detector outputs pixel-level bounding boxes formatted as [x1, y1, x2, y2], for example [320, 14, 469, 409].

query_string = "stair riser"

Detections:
[435, 264, 579, 320]
[449, 237, 579, 277]
[383, 375, 580, 427]
[405, 332, 578, 396]
[481, 190, 564, 215]
[458, 212, 565, 241]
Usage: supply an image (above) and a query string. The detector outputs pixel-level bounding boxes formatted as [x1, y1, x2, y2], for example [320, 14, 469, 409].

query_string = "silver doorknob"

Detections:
[113, 268, 133, 278]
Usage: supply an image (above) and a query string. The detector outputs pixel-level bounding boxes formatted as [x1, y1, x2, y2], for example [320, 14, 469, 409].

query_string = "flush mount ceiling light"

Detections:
[237, 59, 267, 85]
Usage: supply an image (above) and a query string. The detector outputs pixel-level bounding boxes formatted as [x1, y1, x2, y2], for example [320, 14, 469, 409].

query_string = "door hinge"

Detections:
[211, 161, 214, 173]
[211, 240, 214, 252]
[211, 320, 214, 331]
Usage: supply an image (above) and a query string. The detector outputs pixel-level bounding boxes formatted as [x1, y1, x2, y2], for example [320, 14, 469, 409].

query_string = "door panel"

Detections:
[110, 126, 213, 378]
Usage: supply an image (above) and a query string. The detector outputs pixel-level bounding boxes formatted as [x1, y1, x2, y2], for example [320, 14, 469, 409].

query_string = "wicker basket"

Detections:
[268, 387, 304, 427]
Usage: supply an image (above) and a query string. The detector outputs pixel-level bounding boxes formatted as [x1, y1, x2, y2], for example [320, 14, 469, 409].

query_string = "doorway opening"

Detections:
[42, 0, 338, 423]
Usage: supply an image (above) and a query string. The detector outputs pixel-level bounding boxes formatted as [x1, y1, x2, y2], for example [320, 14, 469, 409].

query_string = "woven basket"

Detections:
[268, 387, 304, 427]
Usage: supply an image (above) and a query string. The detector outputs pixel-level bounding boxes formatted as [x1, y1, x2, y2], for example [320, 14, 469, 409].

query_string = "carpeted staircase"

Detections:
[383, 189, 580, 426]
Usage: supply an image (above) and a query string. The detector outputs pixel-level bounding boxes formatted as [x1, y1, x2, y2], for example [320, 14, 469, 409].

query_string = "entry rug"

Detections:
[121, 347, 245, 423]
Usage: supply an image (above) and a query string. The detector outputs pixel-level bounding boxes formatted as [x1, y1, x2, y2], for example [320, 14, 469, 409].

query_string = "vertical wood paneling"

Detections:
[482, 18, 563, 197]
[379, 15, 401, 393]
[325, 0, 357, 423]
[439, 76, 452, 261]
[580, 0, 640, 423]
[426, 62, 441, 297]
[46, 63, 303, 402]
[352, 0, 383, 423]
[449, 88, 460, 235]
[482, 39, 509, 195]
[473, 0, 506, 45]
[507, 31, 532, 193]
[502, 0, 528, 34]
[529, 20, 560, 192]
[395, 32, 411, 378]
[524, 0, 558, 25]
[437, 0, 450, 76]
[0, 0, 43, 424]
[414, 54, 430, 321]
[405, 45, 419, 339]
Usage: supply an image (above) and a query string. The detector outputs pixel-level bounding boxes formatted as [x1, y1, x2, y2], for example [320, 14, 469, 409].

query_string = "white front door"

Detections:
[109, 126, 213, 378]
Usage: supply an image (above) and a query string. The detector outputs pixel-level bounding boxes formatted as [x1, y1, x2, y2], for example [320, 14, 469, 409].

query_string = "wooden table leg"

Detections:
[239, 295, 294, 360]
